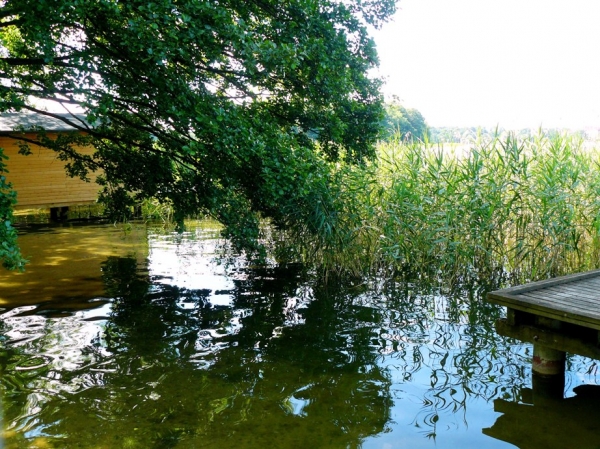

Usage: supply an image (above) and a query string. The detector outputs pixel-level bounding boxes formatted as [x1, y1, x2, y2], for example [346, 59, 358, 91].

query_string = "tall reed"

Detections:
[280, 131, 600, 286]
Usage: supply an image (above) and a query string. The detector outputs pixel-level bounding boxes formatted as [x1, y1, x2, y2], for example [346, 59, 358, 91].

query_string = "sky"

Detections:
[370, 0, 600, 129]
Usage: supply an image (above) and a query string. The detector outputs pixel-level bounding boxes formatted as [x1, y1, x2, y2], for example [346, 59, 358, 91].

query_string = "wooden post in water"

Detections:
[532, 344, 565, 377]
[531, 316, 565, 400]
[50, 206, 69, 221]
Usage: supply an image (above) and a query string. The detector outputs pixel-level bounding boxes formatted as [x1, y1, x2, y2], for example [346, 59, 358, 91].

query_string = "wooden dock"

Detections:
[487, 269, 600, 386]
[487, 269, 600, 330]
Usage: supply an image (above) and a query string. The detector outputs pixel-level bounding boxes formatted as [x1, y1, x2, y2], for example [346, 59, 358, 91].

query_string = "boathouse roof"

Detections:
[0, 112, 89, 134]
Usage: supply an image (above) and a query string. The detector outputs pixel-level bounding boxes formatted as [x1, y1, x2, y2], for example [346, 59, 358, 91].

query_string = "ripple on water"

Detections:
[14, 355, 52, 372]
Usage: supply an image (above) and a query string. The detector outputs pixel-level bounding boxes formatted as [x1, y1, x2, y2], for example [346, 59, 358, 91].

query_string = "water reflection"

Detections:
[2, 263, 392, 447]
[0, 221, 598, 448]
[484, 384, 600, 448]
[0, 221, 148, 307]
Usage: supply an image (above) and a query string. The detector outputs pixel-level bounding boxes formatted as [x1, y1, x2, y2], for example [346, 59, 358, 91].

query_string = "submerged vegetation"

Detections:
[276, 131, 600, 286]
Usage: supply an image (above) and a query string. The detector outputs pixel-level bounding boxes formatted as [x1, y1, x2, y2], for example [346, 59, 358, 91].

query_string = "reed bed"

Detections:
[280, 131, 600, 286]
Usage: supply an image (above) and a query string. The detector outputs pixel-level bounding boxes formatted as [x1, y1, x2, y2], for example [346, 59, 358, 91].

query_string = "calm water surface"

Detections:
[1, 220, 600, 448]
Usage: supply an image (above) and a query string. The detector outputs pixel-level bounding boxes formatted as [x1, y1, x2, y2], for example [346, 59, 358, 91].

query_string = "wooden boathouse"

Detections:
[0, 112, 99, 212]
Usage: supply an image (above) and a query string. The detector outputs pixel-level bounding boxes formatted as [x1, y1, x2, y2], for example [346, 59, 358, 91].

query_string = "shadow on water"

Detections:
[1, 222, 600, 448]
[484, 384, 600, 449]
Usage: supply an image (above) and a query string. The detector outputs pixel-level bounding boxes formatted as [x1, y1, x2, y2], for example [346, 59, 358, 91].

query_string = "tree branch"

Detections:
[1, 55, 74, 66]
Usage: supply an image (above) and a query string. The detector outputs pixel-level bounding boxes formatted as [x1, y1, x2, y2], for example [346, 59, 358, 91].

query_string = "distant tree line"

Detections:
[380, 101, 428, 141]
[428, 127, 589, 144]
[380, 103, 594, 144]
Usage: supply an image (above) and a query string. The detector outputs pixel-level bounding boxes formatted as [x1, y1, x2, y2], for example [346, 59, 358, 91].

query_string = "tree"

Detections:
[381, 100, 428, 141]
[0, 0, 396, 263]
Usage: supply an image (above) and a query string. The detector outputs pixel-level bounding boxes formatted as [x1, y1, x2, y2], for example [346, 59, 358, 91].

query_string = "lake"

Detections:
[1, 220, 599, 448]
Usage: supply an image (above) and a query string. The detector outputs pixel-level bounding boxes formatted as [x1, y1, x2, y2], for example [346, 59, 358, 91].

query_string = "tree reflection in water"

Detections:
[1, 223, 600, 448]
[2, 255, 393, 448]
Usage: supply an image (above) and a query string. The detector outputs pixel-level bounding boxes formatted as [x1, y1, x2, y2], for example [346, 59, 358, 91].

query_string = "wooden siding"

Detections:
[0, 133, 100, 209]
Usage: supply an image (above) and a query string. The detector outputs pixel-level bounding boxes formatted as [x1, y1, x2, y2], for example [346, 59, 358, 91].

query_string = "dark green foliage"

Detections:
[0, 0, 395, 257]
[381, 100, 428, 141]
[0, 148, 25, 270]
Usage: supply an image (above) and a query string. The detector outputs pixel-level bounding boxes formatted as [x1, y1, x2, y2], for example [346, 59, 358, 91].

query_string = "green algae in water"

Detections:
[1, 222, 600, 448]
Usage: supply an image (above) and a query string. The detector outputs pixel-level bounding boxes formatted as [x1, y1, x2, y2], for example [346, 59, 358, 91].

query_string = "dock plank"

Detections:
[523, 296, 600, 314]
[515, 297, 600, 316]
[489, 292, 600, 319]
[490, 270, 600, 295]
[487, 271, 600, 330]
[518, 289, 600, 305]
[547, 282, 600, 295]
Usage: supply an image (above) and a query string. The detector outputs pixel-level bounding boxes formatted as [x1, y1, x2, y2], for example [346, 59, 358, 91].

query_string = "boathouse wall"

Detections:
[0, 133, 100, 209]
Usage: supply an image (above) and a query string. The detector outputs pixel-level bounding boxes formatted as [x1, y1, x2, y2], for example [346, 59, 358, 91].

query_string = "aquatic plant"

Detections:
[278, 130, 600, 286]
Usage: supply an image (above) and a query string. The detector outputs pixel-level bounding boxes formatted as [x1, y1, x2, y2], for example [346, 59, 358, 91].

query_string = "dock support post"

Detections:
[531, 316, 565, 400]
[532, 316, 565, 377]
[532, 344, 566, 377]
[50, 206, 69, 221]
[532, 344, 566, 401]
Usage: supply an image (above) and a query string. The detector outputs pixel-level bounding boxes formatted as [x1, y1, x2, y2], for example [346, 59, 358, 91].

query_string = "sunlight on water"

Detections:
[147, 223, 235, 306]
[1, 220, 600, 448]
